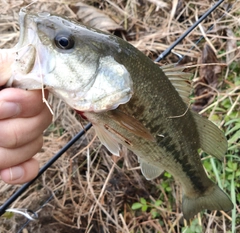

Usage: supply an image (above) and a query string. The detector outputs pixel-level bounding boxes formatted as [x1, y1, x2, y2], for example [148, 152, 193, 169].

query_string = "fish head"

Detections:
[7, 8, 133, 112]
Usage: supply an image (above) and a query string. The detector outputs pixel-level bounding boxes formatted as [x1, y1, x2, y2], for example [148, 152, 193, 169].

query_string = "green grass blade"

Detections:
[210, 158, 223, 189]
[231, 173, 236, 233]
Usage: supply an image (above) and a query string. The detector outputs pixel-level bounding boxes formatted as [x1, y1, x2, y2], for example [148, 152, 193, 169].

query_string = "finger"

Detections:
[0, 49, 14, 86]
[0, 102, 52, 148]
[0, 88, 50, 119]
[0, 135, 43, 170]
[0, 158, 39, 184]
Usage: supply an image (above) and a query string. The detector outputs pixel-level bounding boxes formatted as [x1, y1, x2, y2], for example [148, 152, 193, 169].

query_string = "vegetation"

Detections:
[0, 0, 239, 232]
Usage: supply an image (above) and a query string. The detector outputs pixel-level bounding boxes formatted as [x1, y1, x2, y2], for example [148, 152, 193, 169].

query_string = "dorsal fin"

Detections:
[161, 64, 192, 104]
[191, 111, 228, 160]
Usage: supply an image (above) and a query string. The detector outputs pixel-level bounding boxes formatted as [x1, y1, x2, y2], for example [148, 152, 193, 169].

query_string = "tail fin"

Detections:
[182, 184, 233, 220]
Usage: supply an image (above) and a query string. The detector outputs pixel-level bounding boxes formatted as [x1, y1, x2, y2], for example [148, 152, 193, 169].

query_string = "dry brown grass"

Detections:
[0, 0, 239, 232]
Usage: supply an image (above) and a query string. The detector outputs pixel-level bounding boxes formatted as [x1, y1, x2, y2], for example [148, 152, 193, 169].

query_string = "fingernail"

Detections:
[0, 102, 20, 119]
[9, 166, 24, 181]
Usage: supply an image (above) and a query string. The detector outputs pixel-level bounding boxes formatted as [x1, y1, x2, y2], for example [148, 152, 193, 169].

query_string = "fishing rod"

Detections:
[154, 0, 225, 62]
[0, 0, 227, 221]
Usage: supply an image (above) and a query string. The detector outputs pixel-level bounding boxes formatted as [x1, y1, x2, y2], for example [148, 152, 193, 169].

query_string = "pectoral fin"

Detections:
[93, 124, 121, 156]
[109, 109, 155, 142]
[139, 158, 164, 180]
[192, 111, 228, 160]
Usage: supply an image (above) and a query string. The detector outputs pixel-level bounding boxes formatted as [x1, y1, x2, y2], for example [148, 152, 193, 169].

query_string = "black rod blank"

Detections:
[154, 0, 225, 62]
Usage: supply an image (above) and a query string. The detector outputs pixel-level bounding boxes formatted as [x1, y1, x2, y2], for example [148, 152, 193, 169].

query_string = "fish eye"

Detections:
[54, 34, 75, 50]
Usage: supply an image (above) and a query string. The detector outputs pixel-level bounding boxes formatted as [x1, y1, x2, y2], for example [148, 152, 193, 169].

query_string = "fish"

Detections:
[1, 8, 233, 220]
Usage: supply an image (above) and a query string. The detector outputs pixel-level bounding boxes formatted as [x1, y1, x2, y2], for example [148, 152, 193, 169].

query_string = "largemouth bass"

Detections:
[1, 8, 233, 220]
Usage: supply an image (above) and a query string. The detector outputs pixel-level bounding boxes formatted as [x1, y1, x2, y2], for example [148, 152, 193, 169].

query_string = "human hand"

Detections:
[0, 49, 52, 184]
[0, 88, 52, 184]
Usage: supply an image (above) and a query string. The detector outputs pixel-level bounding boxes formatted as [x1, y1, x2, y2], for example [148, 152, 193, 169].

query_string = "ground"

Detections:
[0, 0, 239, 232]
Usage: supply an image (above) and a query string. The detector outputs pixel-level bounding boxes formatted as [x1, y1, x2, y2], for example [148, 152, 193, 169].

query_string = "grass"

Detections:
[0, 0, 239, 232]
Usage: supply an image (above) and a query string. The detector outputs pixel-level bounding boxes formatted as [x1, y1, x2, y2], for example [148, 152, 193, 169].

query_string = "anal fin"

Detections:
[139, 158, 164, 180]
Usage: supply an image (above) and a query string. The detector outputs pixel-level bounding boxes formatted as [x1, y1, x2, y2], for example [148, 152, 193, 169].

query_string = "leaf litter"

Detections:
[70, 2, 124, 32]
[192, 43, 223, 112]
[0, 0, 240, 232]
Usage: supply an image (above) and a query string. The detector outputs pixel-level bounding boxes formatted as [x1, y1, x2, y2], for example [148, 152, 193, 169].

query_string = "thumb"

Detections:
[0, 49, 14, 86]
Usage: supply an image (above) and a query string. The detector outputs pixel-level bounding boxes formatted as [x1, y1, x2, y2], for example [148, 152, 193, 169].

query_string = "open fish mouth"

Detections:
[6, 9, 54, 90]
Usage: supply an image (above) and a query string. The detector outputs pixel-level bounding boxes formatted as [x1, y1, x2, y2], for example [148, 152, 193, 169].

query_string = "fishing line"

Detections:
[15, 194, 55, 233]
[0, 0, 228, 227]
